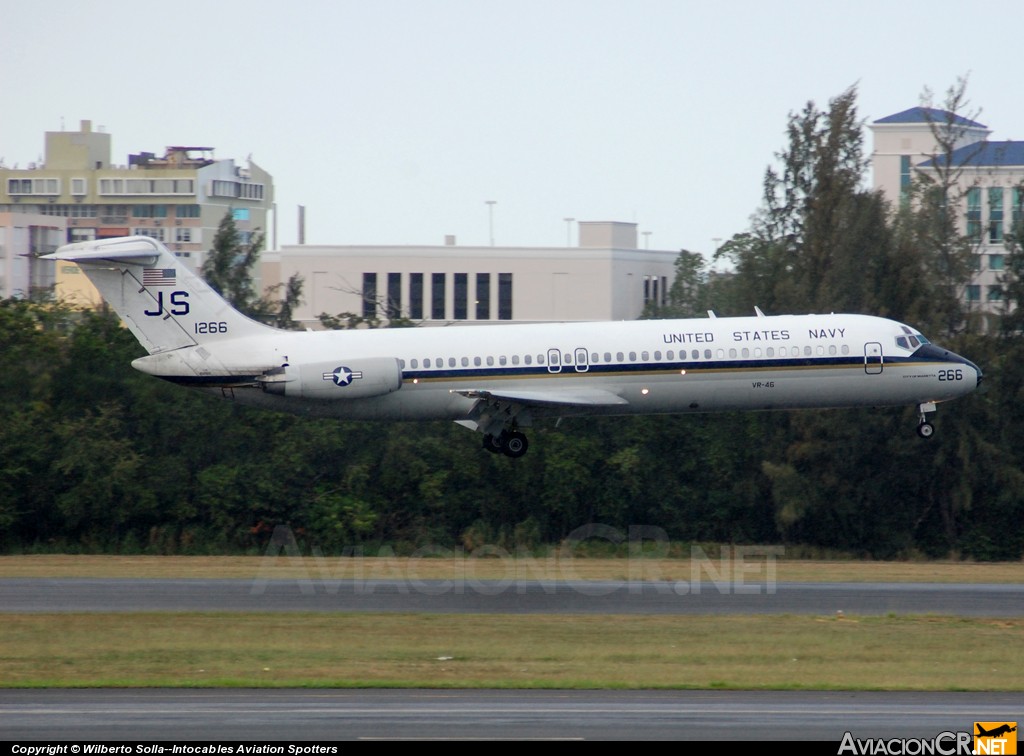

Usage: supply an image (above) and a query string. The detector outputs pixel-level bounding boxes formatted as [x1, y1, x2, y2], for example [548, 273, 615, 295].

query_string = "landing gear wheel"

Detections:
[501, 430, 529, 458]
[482, 434, 504, 454]
[917, 422, 935, 439]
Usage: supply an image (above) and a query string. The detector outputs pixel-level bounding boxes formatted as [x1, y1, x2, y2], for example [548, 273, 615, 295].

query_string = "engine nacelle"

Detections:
[259, 357, 402, 400]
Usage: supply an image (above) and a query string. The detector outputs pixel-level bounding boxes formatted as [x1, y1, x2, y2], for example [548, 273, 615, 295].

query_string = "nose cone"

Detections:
[915, 343, 983, 390]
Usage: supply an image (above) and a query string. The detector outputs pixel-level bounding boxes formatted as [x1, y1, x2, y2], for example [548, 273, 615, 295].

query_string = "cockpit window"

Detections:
[897, 325, 930, 349]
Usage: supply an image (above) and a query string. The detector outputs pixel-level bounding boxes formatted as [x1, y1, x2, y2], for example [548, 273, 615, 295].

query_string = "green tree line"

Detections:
[1, 83, 1022, 559]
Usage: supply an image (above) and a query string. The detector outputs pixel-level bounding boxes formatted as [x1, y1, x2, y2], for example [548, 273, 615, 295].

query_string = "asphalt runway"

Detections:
[1, 689, 1020, 741]
[2, 578, 1023, 615]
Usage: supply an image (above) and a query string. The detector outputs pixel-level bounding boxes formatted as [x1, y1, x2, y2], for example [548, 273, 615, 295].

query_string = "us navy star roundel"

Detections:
[322, 366, 364, 386]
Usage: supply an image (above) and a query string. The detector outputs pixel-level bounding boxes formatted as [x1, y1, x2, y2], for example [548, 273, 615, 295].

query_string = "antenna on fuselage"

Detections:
[754, 306, 765, 317]
[707, 310, 717, 318]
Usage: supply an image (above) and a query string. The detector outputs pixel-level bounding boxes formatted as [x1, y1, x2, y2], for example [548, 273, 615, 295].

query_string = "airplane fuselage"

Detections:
[133, 313, 980, 423]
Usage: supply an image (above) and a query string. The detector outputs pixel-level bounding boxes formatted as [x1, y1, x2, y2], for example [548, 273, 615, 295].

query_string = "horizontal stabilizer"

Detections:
[452, 387, 628, 407]
[42, 236, 164, 265]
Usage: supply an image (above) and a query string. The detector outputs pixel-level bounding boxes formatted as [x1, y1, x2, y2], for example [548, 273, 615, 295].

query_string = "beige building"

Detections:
[0, 119, 273, 301]
[265, 221, 678, 327]
[0, 211, 66, 299]
[870, 107, 1023, 316]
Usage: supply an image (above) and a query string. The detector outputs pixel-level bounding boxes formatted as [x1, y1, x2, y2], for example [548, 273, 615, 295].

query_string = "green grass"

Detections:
[1, 613, 1021, 690]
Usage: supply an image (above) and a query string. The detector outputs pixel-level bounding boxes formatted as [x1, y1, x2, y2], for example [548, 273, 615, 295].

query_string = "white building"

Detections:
[870, 107, 1024, 314]
[265, 221, 679, 327]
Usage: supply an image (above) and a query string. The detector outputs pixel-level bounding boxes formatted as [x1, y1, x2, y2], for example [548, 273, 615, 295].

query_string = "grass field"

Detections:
[2, 553, 1023, 582]
[2, 555, 1021, 690]
[2, 613, 1021, 690]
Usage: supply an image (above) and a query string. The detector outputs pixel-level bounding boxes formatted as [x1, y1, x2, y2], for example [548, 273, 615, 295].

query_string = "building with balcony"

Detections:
[0, 120, 273, 300]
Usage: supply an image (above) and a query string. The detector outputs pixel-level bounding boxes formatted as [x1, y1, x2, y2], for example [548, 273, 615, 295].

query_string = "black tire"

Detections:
[917, 422, 935, 439]
[482, 434, 504, 454]
[502, 431, 529, 458]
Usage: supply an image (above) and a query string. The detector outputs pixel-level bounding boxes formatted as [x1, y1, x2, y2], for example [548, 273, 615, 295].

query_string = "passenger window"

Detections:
[474, 356, 482, 367]
[841, 345, 849, 355]
[591, 352, 599, 363]
[525, 354, 533, 365]
[690, 350, 697, 360]
[654, 351, 662, 361]
[604, 352, 612, 362]
[705, 349, 712, 359]
[716, 349, 724, 359]
[667, 350, 675, 360]
[512, 355, 520, 365]
[424, 358, 431, 368]
[754, 348, 762, 358]
[411, 359, 419, 369]
[729, 348, 737, 358]
[629, 351, 637, 361]
[449, 357, 456, 367]
[641, 351, 649, 361]
[499, 356, 507, 366]
[804, 346, 812, 356]
[616, 352, 624, 362]
[486, 356, 494, 366]
[400, 359, 406, 369]
[741, 348, 749, 358]
[829, 345, 837, 356]
[461, 357, 469, 367]
[766, 348, 774, 358]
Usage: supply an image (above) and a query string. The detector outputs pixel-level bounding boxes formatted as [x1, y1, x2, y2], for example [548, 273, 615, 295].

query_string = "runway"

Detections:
[2, 578, 1022, 615]
[2, 579, 1020, 740]
[0, 689, 1020, 741]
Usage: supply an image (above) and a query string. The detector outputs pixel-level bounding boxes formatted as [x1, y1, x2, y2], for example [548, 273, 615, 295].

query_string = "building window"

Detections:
[71, 178, 87, 195]
[233, 208, 250, 221]
[1013, 188, 1024, 233]
[132, 204, 168, 218]
[988, 286, 1004, 302]
[989, 254, 1005, 271]
[410, 273, 423, 320]
[175, 228, 193, 243]
[966, 187, 982, 241]
[476, 273, 490, 320]
[965, 284, 981, 302]
[362, 273, 377, 319]
[431, 273, 446, 320]
[387, 272, 401, 319]
[989, 187, 1004, 243]
[133, 228, 166, 241]
[176, 205, 201, 218]
[7, 177, 59, 194]
[900, 155, 912, 202]
[498, 273, 512, 320]
[453, 273, 468, 320]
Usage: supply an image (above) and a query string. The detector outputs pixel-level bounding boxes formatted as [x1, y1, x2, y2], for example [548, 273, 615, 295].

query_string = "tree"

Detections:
[201, 209, 304, 328]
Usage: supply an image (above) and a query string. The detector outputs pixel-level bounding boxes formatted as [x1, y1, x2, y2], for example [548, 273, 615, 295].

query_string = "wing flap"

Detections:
[452, 387, 628, 407]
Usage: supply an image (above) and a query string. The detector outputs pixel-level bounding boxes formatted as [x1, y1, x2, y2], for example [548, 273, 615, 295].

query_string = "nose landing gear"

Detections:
[916, 401, 936, 439]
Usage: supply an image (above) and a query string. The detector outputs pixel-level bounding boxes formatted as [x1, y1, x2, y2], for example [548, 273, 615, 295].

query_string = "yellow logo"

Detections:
[975, 722, 1017, 755]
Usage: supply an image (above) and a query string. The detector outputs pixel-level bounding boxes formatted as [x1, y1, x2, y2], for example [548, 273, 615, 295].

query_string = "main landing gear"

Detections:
[916, 402, 936, 439]
[483, 429, 530, 458]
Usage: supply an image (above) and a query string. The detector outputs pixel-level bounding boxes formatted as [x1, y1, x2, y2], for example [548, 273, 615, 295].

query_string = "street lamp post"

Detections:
[485, 200, 497, 246]
[563, 217, 575, 247]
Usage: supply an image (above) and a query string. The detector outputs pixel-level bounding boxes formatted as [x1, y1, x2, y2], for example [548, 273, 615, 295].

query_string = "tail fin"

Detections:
[44, 235, 275, 354]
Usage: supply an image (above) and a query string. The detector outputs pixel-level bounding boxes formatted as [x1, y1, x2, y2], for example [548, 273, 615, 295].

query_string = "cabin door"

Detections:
[864, 342, 883, 374]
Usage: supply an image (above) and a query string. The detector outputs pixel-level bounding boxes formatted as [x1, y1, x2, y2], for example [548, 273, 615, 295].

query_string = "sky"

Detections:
[2, 0, 1023, 256]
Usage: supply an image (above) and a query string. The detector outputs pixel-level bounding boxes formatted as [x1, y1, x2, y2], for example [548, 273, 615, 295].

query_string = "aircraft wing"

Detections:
[451, 387, 628, 407]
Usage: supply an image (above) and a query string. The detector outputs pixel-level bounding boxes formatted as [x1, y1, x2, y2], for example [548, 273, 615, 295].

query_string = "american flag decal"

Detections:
[143, 268, 176, 287]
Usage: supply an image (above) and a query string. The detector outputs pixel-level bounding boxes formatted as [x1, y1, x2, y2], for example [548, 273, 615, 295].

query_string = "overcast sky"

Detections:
[2, 0, 1022, 255]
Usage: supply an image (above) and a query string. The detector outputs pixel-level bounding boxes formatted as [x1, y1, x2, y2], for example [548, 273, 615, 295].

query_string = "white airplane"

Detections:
[44, 236, 982, 457]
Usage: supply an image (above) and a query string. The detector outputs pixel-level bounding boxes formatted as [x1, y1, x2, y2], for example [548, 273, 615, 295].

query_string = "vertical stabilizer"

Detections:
[44, 235, 275, 355]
